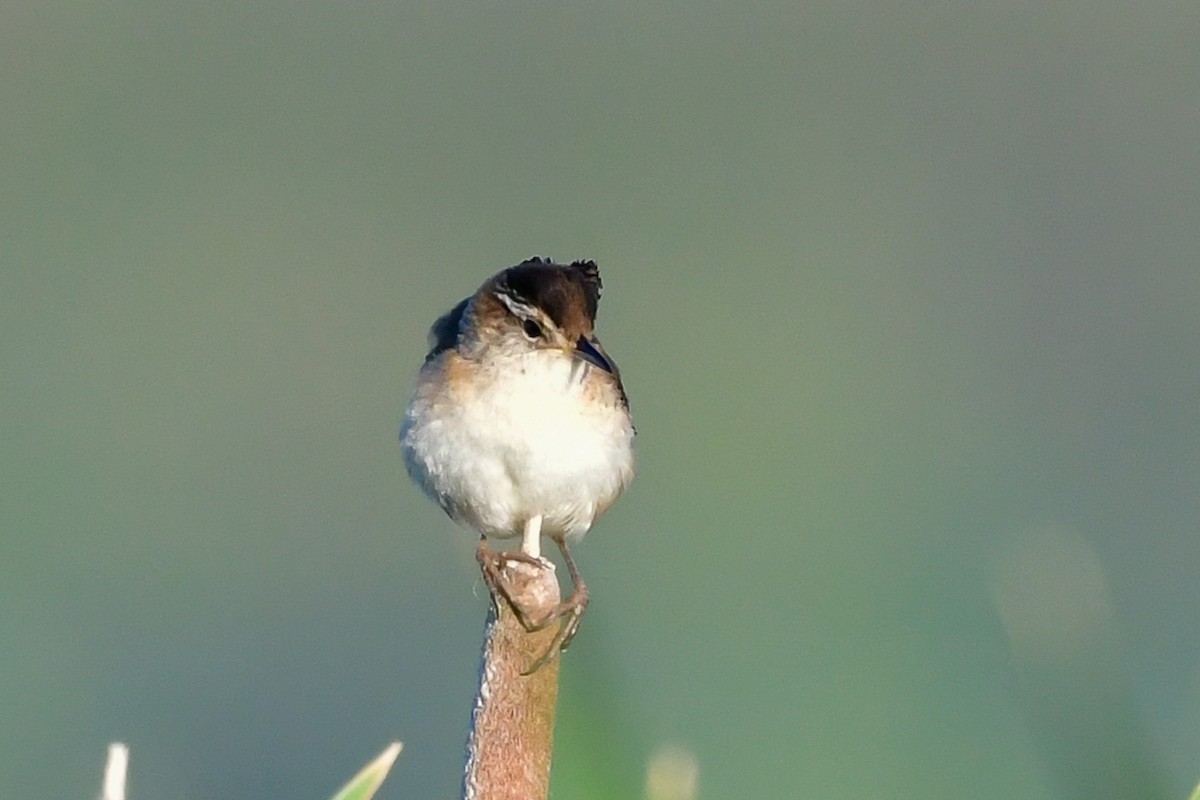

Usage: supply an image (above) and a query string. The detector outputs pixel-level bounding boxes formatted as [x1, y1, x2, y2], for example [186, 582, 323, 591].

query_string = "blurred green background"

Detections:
[3, 3, 1198, 798]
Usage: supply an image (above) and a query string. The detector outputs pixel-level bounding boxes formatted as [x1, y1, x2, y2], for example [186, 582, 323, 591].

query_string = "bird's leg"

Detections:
[550, 535, 589, 650]
[519, 535, 590, 674]
[520, 514, 542, 559]
[475, 524, 591, 674]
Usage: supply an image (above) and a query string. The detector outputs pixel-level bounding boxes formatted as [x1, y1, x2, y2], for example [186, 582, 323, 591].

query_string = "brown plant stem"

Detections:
[462, 550, 563, 800]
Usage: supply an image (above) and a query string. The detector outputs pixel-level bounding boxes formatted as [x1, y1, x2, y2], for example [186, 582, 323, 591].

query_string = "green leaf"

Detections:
[328, 742, 403, 800]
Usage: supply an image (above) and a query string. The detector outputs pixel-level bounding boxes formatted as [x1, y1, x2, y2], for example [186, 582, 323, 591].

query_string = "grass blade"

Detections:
[329, 742, 403, 800]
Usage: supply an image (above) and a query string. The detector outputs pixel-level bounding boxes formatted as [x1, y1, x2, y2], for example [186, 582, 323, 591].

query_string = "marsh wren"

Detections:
[400, 257, 635, 662]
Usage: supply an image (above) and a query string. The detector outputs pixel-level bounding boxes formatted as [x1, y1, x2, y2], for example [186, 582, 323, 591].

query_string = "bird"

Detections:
[400, 257, 635, 666]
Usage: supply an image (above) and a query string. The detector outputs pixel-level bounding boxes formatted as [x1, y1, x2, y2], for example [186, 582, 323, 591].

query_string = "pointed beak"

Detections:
[572, 335, 614, 374]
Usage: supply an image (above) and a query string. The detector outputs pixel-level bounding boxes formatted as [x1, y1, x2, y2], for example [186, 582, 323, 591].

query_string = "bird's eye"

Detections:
[522, 319, 543, 339]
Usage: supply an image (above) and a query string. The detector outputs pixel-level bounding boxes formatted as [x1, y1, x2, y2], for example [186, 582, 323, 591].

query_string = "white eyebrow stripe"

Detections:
[493, 288, 540, 320]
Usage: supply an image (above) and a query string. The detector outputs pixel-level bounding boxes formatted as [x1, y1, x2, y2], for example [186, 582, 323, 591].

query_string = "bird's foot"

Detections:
[474, 537, 588, 674]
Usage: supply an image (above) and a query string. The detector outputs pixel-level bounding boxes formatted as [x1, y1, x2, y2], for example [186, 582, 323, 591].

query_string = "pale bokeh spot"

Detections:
[645, 744, 699, 800]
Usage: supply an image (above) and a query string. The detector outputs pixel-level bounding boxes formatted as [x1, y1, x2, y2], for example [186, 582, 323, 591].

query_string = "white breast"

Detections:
[401, 351, 634, 541]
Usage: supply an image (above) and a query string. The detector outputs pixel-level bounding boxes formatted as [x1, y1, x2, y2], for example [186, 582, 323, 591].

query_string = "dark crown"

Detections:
[496, 257, 602, 328]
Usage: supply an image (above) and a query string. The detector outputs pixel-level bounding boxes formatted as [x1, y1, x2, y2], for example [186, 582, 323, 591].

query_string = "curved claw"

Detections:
[520, 583, 589, 675]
